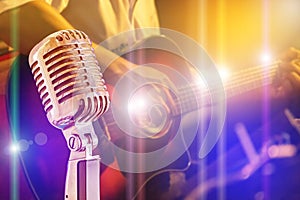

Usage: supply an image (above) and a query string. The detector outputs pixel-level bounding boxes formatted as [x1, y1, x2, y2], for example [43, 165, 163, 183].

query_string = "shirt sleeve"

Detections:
[0, 0, 35, 14]
[0, 0, 69, 14]
[94, 44, 120, 71]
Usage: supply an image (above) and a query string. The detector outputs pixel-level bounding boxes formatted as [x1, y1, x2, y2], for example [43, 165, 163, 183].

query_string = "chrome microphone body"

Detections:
[28, 29, 109, 130]
[28, 29, 109, 200]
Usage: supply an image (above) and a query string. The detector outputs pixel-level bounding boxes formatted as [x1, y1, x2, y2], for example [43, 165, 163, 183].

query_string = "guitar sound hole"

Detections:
[126, 83, 174, 139]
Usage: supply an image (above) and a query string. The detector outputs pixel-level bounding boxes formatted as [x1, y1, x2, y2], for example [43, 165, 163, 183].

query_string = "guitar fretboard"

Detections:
[173, 61, 280, 116]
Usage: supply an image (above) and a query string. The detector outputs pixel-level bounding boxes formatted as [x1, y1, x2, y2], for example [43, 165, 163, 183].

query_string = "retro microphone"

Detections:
[28, 29, 110, 200]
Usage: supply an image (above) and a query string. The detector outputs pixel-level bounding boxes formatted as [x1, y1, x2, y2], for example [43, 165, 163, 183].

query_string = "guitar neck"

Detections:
[225, 61, 279, 98]
[174, 61, 280, 116]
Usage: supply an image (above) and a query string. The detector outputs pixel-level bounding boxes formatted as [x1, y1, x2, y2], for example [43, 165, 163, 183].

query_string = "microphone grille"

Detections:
[29, 30, 110, 128]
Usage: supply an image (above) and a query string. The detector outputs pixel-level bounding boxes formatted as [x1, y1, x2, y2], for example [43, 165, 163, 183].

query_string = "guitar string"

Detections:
[176, 61, 278, 100]
[225, 64, 278, 92]
[174, 62, 278, 115]
[225, 66, 277, 99]
[176, 62, 278, 102]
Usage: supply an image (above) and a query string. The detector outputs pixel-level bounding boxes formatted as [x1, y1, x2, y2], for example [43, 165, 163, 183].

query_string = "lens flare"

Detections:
[218, 67, 230, 82]
[9, 143, 20, 154]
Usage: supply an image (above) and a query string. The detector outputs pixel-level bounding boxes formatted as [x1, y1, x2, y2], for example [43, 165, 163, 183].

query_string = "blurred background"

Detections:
[157, 0, 300, 70]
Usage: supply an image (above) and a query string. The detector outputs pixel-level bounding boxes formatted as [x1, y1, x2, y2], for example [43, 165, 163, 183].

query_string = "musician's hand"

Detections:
[273, 47, 300, 100]
[102, 57, 177, 141]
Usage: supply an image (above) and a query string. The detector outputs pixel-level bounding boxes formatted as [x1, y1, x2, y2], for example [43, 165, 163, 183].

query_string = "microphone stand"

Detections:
[27, 29, 110, 200]
[63, 124, 101, 200]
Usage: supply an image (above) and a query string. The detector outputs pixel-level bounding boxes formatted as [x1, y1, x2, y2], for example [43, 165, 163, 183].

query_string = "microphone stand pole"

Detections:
[63, 124, 101, 200]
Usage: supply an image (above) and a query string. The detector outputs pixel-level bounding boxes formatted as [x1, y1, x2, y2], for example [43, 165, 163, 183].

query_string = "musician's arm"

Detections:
[0, 1, 75, 55]
[0, 1, 134, 84]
